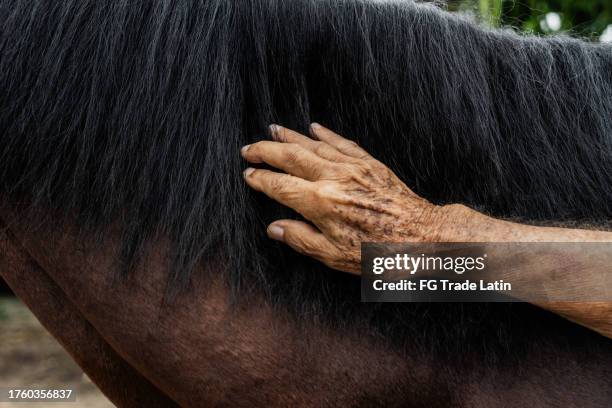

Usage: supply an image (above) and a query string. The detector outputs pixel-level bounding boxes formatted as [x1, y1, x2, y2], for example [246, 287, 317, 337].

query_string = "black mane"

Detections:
[1, 0, 611, 364]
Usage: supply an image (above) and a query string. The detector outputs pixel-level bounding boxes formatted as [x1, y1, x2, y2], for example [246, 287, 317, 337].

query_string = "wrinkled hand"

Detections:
[241, 123, 453, 274]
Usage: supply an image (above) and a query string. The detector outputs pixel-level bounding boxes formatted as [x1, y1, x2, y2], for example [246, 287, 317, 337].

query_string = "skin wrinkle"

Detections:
[1, 0, 611, 405]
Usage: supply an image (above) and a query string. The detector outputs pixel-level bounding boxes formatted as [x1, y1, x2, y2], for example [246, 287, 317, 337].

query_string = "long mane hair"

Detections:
[1, 0, 611, 364]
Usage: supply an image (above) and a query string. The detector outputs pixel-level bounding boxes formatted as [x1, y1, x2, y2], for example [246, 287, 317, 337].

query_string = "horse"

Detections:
[1, 0, 611, 406]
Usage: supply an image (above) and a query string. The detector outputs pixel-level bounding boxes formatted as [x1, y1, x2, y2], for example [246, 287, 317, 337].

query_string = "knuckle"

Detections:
[274, 178, 306, 203]
[337, 163, 370, 181]
[312, 181, 334, 199]
[248, 141, 266, 156]
[307, 164, 322, 179]
[342, 140, 361, 151]
[267, 174, 286, 192]
[278, 188, 300, 203]
[283, 144, 302, 163]
[326, 164, 353, 181]
[313, 142, 329, 156]
[311, 182, 340, 211]
[305, 186, 323, 205]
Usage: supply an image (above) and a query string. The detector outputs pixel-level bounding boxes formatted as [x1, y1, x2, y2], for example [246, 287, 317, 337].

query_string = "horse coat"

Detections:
[1, 0, 611, 406]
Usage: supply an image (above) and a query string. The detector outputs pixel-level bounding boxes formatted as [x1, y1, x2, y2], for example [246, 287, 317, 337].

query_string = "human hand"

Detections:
[241, 123, 461, 274]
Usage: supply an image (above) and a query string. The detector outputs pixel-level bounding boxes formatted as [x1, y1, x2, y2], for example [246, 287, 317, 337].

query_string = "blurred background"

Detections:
[447, 0, 612, 41]
[1, 1, 611, 407]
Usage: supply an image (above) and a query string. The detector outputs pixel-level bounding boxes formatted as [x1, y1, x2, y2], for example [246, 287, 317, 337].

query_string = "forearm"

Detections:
[443, 204, 612, 339]
[440, 204, 612, 243]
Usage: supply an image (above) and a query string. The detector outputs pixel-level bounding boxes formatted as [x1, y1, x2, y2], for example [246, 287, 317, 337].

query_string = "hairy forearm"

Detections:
[442, 204, 612, 339]
[444, 204, 612, 243]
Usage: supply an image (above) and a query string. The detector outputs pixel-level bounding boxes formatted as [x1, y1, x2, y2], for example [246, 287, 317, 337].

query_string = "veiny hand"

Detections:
[241, 123, 457, 274]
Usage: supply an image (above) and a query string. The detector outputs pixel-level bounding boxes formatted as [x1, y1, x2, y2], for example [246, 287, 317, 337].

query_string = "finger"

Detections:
[309, 123, 371, 160]
[243, 168, 314, 214]
[267, 219, 341, 264]
[270, 124, 357, 163]
[241, 140, 332, 181]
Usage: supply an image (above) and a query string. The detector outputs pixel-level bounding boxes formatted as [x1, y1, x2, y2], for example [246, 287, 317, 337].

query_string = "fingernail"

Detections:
[267, 224, 285, 241]
[269, 124, 278, 136]
[241, 145, 251, 155]
[243, 167, 255, 177]
[310, 122, 321, 130]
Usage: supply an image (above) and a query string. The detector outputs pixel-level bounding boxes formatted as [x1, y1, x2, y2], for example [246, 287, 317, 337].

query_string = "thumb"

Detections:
[267, 220, 338, 262]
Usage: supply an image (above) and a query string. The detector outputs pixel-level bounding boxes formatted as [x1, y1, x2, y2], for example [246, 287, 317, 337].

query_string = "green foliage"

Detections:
[448, 0, 611, 39]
